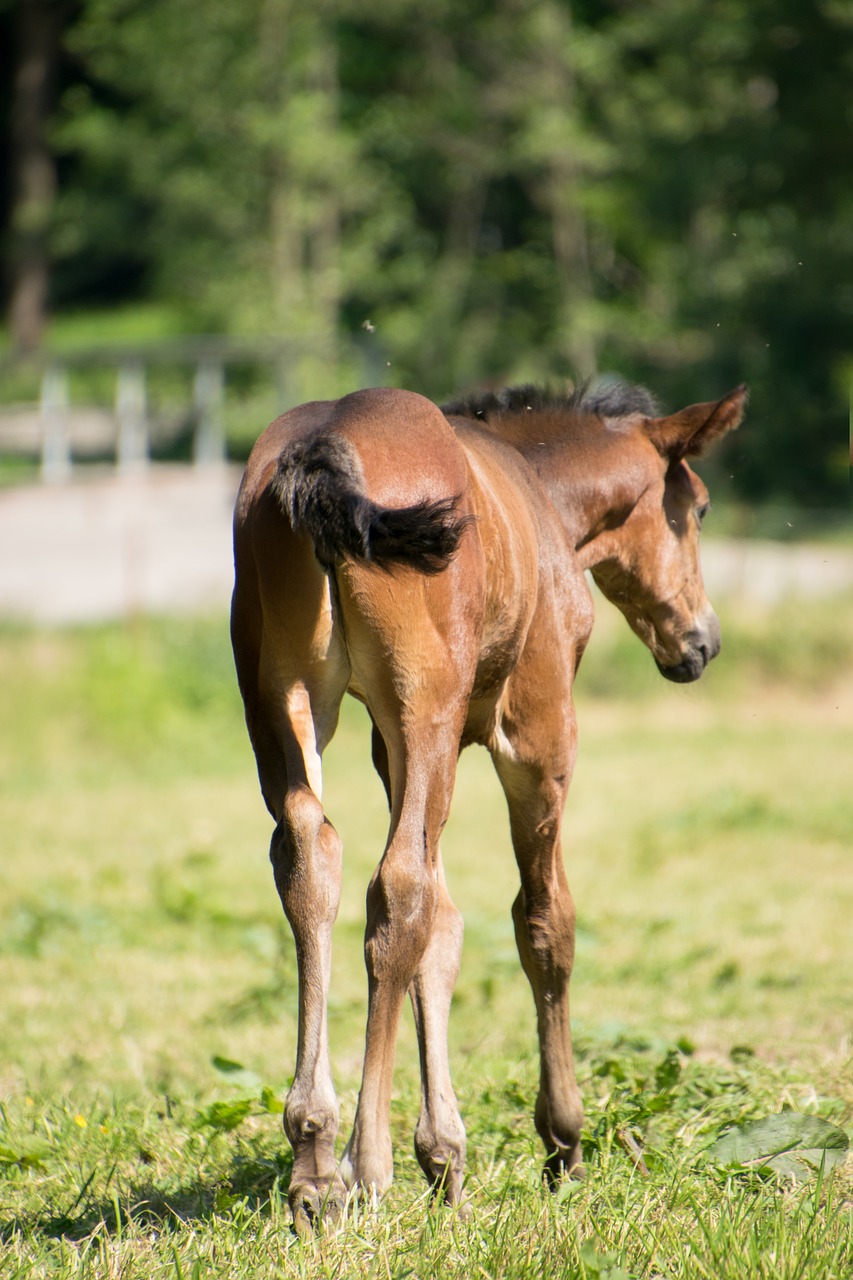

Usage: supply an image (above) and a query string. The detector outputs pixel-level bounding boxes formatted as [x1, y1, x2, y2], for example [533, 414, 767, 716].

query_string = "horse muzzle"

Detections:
[655, 612, 721, 684]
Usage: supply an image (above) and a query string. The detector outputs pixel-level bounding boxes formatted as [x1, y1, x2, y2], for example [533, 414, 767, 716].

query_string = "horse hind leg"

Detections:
[409, 859, 467, 1206]
[246, 670, 349, 1233]
[233, 558, 350, 1230]
[271, 770, 346, 1235]
[337, 620, 472, 1201]
[371, 723, 467, 1207]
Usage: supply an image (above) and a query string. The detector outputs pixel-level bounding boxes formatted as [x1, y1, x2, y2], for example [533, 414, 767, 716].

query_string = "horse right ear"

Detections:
[646, 385, 748, 459]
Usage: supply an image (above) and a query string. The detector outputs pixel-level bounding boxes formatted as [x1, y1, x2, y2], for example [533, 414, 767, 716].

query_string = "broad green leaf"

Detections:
[211, 1056, 261, 1089]
[260, 1086, 284, 1115]
[195, 1098, 254, 1133]
[213, 1187, 240, 1212]
[706, 1114, 849, 1179]
[0, 1141, 49, 1171]
[654, 1048, 682, 1092]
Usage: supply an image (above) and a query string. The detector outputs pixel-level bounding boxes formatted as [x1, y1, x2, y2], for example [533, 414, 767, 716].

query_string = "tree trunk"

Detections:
[263, 1, 342, 395]
[7, 0, 61, 354]
[532, 2, 598, 379]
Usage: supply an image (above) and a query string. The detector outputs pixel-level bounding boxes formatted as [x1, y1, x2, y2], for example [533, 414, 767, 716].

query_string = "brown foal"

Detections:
[230, 378, 747, 1231]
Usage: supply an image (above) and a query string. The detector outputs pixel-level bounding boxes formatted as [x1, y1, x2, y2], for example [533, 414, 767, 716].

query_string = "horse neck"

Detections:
[515, 423, 642, 570]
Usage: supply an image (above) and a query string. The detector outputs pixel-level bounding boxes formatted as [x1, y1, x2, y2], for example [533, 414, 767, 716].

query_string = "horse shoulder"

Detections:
[451, 430, 548, 703]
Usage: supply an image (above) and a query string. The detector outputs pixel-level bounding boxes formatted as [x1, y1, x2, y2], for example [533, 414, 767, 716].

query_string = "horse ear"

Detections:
[646, 385, 748, 459]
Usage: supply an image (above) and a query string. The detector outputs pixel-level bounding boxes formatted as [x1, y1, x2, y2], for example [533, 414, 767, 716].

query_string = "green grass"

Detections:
[0, 305, 199, 359]
[1, 600, 852, 1277]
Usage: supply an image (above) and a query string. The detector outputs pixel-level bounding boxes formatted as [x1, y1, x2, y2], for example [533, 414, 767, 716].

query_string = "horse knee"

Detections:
[365, 856, 436, 979]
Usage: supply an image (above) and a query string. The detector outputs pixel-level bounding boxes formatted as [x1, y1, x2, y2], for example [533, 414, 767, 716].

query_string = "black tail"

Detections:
[273, 434, 473, 575]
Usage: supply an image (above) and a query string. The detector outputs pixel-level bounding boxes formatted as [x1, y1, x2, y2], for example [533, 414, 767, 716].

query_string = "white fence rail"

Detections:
[0, 337, 293, 481]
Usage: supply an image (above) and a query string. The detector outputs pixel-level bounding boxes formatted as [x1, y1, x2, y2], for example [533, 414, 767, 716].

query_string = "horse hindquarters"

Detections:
[231, 489, 351, 1232]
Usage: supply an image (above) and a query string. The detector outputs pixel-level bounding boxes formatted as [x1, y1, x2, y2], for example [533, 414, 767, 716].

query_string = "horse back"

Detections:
[238, 388, 466, 508]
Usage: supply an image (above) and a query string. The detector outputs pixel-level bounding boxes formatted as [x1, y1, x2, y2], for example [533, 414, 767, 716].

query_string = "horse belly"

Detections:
[466, 465, 541, 707]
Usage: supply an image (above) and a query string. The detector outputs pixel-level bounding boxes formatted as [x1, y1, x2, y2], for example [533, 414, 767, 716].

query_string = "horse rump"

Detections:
[273, 432, 472, 575]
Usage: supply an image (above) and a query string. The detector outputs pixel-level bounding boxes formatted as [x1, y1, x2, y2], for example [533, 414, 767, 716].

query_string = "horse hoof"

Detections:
[452, 1193, 473, 1221]
[543, 1147, 585, 1189]
[289, 1177, 346, 1237]
[427, 1163, 467, 1212]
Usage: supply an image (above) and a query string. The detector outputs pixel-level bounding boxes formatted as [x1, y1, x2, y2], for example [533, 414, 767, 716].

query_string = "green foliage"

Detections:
[0, 1138, 51, 1173]
[0, 616, 245, 791]
[1, 1054, 851, 1276]
[3, 0, 851, 502]
[705, 1114, 849, 1180]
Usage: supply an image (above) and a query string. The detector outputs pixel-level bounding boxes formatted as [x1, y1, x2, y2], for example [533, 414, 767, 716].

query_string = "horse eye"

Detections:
[696, 502, 710, 525]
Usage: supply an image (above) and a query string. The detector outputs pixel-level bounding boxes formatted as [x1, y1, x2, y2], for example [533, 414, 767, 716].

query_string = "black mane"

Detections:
[441, 378, 659, 422]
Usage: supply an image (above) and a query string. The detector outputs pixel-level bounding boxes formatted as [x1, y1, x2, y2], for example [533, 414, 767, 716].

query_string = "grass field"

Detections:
[1, 595, 852, 1278]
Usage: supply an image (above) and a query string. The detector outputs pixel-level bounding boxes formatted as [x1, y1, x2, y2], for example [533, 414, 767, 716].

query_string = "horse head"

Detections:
[587, 386, 748, 683]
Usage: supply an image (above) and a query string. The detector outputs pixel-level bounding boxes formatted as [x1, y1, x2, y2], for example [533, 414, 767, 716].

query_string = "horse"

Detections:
[230, 377, 747, 1232]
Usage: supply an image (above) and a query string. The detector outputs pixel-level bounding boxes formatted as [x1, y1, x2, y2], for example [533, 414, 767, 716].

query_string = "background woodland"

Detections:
[2, 0, 851, 508]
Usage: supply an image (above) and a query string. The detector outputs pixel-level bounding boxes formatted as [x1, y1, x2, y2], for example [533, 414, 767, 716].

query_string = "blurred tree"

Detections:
[498, 0, 603, 378]
[4, 0, 65, 352]
[54, 0, 407, 393]
[0, 0, 849, 505]
[591, 0, 853, 504]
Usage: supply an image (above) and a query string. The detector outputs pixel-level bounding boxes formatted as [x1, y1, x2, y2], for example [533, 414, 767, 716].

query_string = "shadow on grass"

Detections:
[1, 1147, 295, 1244]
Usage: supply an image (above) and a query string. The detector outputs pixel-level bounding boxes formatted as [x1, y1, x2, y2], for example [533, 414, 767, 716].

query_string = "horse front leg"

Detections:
[492, 729, 585, 1184]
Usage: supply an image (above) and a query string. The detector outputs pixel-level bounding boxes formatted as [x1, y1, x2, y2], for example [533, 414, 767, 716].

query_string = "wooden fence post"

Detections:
[116, 362, 148, 473]
[192, 359, 226, 466]
[40, 363, 71, 484]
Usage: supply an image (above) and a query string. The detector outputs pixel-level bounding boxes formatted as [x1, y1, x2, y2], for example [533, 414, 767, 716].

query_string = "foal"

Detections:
[230, 379, 746, 1230]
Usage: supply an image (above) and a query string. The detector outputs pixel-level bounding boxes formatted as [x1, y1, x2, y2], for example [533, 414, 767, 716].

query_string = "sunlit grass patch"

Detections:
[1, 602, 851, 1277]
[2, 1057, 851, 1279]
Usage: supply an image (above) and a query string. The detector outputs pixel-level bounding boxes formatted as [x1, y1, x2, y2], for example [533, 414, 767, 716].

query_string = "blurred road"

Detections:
[1, 468, 851, 623]
[0, 467, 240, 623]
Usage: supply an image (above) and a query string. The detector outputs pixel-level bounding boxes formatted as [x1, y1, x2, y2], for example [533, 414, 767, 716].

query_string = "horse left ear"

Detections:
[646, 385, 748, 459]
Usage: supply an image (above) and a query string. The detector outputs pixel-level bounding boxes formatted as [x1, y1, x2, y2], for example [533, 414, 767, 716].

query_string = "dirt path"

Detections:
[1, 468, 851, 623]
